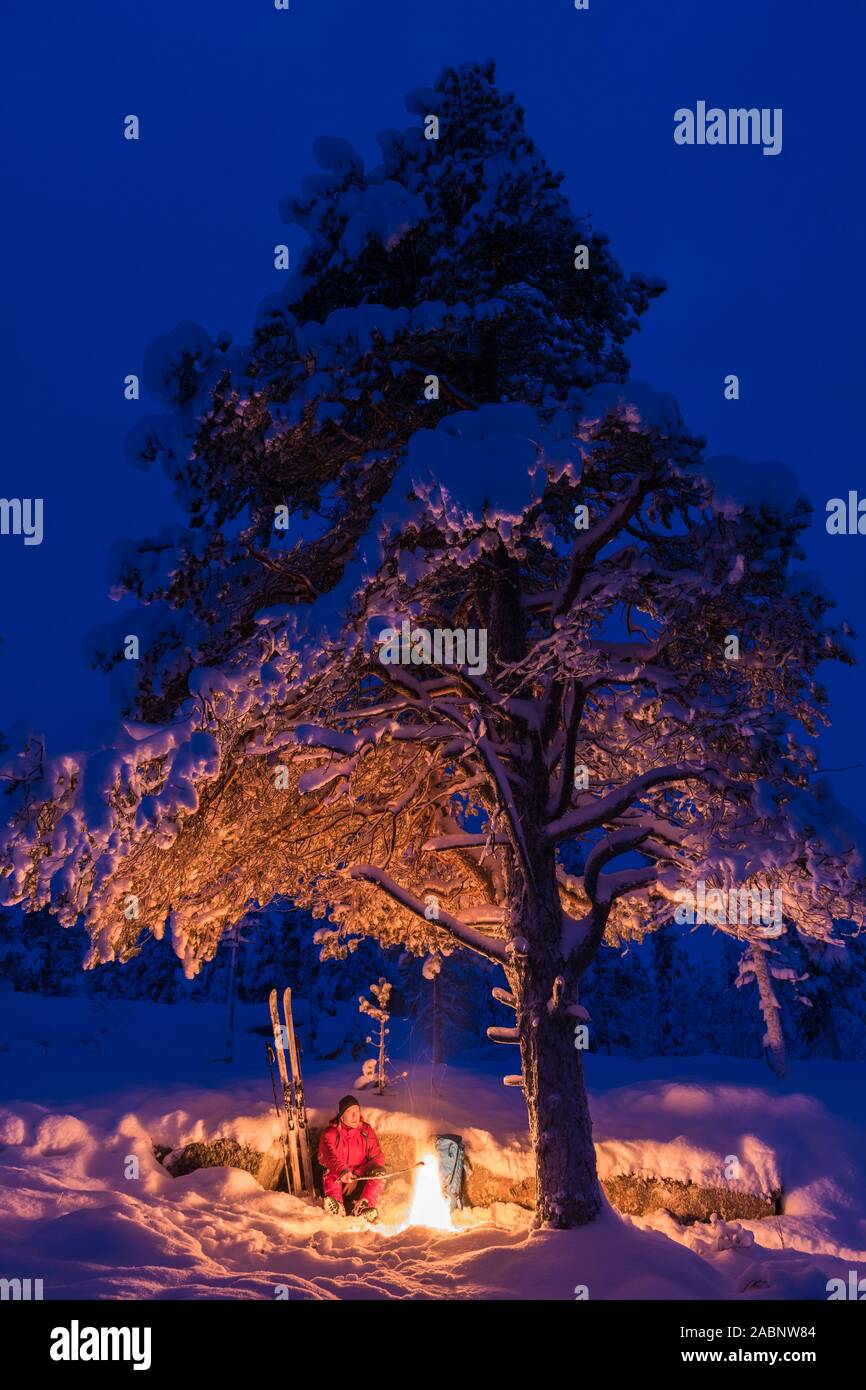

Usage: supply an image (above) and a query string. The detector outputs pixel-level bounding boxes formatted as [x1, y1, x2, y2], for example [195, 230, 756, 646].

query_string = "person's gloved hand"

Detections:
[340, 1169, 355, 1184]
[365, 1165, 387, 1177]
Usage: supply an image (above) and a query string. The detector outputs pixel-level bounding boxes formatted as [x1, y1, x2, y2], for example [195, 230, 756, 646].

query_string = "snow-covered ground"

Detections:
[1, 992, 864, 1300]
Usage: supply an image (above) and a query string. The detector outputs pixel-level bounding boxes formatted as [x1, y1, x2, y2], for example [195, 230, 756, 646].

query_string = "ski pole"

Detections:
[266, 1042, 292, 1193]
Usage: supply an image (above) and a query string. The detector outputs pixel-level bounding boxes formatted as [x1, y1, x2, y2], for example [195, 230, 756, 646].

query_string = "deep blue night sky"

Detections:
[2, 0, 864, 803]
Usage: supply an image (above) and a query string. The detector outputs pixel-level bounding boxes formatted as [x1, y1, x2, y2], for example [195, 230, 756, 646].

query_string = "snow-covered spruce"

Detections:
[358, 978, 394, 1094]
[0, 63, 864, 1229]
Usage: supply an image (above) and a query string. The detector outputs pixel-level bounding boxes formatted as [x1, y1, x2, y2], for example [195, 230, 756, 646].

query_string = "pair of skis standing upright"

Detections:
[267, 987, 315, 1195]
[267, 987, 427, 1205]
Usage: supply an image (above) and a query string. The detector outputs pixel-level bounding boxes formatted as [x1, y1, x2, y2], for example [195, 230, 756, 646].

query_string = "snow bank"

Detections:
[593, 1081, 787, 1194]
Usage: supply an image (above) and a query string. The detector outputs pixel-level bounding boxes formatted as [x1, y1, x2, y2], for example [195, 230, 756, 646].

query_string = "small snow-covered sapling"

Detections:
[358, 977, 393, 1094]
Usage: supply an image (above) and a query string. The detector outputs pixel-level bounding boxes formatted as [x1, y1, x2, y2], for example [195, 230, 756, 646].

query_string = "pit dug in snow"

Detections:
[153, 1127, 780, 1224]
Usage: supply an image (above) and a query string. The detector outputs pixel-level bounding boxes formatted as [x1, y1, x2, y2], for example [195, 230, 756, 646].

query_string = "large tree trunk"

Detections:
[483, 542, 600, 1225]
[509, 848, 602, 1228]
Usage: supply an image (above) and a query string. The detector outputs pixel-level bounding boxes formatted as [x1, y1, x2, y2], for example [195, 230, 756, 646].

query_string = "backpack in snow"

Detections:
[434, 1133, 465, 1211]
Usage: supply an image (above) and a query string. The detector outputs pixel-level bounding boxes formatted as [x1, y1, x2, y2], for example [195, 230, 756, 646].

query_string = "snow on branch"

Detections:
[546, 763, 738, 842]
[347, 864, 509, 963]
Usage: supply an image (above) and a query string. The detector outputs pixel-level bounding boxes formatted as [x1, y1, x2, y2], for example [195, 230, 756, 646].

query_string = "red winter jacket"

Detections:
[317, 1118, 385, 1179]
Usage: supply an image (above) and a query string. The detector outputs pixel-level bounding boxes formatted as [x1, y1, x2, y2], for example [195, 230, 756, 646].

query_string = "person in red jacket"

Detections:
[318, 1094, 386, 1223]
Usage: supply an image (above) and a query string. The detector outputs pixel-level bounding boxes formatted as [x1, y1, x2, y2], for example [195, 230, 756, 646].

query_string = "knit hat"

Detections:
[338, 1094, 360, 1118]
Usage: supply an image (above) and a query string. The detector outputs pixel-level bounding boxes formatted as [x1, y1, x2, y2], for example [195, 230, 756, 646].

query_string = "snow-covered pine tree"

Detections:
[400, 950, 493, 1063]
[238, 903, 301, 1002]
[358, 978, 393, 1093]
[2, 63, 865, 1229]
[649, 923, 692, 1056]
[0, 908, 86, 994]
[793, 932, 866, 1060]
[221, 919, 250, 1063]
[83, 60, 660, 727]
[735, 935, 810, 1078]
[426, 954, 444, 1065]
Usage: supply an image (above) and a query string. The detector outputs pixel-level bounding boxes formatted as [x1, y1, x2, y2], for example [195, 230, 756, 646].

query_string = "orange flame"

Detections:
[402, 1152, 454, 1230]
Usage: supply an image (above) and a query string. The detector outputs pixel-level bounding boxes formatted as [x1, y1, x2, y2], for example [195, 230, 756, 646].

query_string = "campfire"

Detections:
[400, 1151, 454, 1231]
